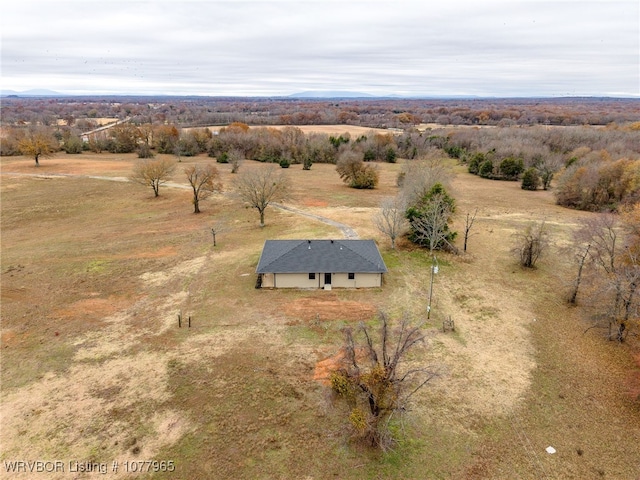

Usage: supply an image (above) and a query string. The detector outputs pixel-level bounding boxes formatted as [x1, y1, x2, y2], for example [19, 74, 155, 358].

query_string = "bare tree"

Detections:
[536, 154, 563, 190]
[234, 165, 291, 226]
[137, 123, 153, 147]
[184, 164, 222, 213]
[228, 148, 244, 174]
[331, 310, 436, 451]
[18, 128, 57, 166]
[578, 214, 640, 341]
[130, 157, 176, 197]
[512, 220, 549, 268]
[410, 200, 454, 253]
[398, 153, 453, 207]
[373, 196, 407, 250]
[407, 184, 456, 254]
[210, 221, 229, 247]
[567, 242, 591, 305]
[173, 143, 184, 163]
[462, 208, 478, 253]
[618, 249, 640, 338]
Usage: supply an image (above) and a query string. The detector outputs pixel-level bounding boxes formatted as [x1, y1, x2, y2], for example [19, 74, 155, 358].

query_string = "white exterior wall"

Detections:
[274, 273, 320, 289]
[331, 273, 355, 288]
[262, 272, 382, 288]
[326, 272, 382, 288]
[261, 273, 275, 288]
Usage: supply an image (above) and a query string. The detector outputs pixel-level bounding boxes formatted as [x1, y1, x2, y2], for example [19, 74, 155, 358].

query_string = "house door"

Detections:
[324, 273, 332, 285]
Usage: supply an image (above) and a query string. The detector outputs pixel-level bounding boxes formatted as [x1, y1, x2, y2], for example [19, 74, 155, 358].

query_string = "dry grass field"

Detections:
[1, 147, 639, 479]
[191, 125, 393, 137]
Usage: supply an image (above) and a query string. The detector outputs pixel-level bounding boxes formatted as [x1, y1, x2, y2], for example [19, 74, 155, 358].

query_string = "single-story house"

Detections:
[255, 239, 388, 289]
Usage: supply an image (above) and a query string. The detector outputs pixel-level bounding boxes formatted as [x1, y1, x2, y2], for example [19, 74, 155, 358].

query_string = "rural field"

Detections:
[1, 145, 639, 479]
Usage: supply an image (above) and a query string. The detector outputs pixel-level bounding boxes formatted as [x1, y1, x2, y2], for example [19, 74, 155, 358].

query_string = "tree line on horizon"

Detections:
[1, 96, 638, 131]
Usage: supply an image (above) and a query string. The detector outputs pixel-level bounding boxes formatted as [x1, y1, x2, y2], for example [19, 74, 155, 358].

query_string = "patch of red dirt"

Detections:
[1, 329, 19, 347]
[282, 295, 376, 322]
[313, 348, 348, 385]
[313, 346, 371, 385]
[114, 246, 178, 260]
[302, 199, 329, 207]
[134, 246, 178, 258]
[53, 296, 132, 321]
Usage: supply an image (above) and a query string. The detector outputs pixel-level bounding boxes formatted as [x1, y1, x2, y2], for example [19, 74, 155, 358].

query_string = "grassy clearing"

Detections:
[1, 152, 639, 479]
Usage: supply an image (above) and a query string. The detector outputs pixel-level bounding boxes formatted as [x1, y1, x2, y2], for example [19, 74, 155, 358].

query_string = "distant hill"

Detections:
[1, 89, 64, 97]
[289, 91, 375, 99]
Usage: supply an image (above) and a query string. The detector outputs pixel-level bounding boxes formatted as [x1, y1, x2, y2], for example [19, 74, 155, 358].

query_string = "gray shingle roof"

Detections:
[256, 240, 388, 274]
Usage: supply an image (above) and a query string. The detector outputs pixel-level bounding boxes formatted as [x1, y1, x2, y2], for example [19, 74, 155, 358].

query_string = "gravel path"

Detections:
[272, 203, 359, 239]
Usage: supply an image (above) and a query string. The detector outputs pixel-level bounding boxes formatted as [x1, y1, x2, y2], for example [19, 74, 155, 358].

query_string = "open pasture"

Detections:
[1, 150, 639, 479]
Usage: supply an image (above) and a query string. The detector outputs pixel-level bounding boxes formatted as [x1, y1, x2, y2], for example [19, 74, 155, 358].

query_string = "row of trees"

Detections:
[554, 154, 640, 211]
[2, 122, 407, 168]
[208, 123, 399, 166]
[443, 125, 640, 209]
[129, 158, 290, 223]
[3, 96, 639, 130]
[9, 122, 636, 212]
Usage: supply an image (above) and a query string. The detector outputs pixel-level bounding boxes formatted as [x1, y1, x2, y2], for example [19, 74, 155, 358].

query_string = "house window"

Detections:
[309, 273, 316, 280]
[348, 273, 355, 280]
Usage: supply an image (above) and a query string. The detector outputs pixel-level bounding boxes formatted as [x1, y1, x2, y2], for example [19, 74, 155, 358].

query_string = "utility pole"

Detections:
[427, 255, 438, 319]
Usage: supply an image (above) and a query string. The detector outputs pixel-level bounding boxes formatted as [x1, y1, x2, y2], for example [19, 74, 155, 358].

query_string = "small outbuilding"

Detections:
[256, 239, 387, 289]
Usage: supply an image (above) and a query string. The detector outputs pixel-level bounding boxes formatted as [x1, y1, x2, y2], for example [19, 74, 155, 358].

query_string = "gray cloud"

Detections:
[2, 0, 638, 96]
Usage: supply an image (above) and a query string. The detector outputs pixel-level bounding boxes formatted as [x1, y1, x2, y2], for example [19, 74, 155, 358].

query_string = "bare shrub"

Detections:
[398, 152, 453, 207]
[373, 196, 407, 250]
[331, 311, 436, 451]
[336, 151, 379, 189]
[512, 220, 549, 268]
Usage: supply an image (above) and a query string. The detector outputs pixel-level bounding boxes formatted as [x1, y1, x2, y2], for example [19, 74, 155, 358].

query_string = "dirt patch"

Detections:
[53, 296, 131, 321]
[0, 329, 19, 346]
[313, 347, 360, 385]
[282, 294, 377, 322]
[301, 198, 329, 207]
[139, 256, 207, 288]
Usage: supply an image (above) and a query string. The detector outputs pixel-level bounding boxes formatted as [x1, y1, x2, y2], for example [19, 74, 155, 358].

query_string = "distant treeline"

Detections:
[2, 96, 638, 212]
[1, 96, 638, 131]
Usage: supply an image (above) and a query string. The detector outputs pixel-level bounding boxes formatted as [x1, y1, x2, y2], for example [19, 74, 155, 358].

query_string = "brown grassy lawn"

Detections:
[1, 151, 639, 479]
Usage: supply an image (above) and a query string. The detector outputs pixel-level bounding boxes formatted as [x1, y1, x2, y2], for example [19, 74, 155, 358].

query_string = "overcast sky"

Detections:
[2, 0, 638, 97]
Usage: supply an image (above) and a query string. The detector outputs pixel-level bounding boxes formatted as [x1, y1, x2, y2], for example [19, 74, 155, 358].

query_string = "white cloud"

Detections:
[1, 0, 638, 96]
